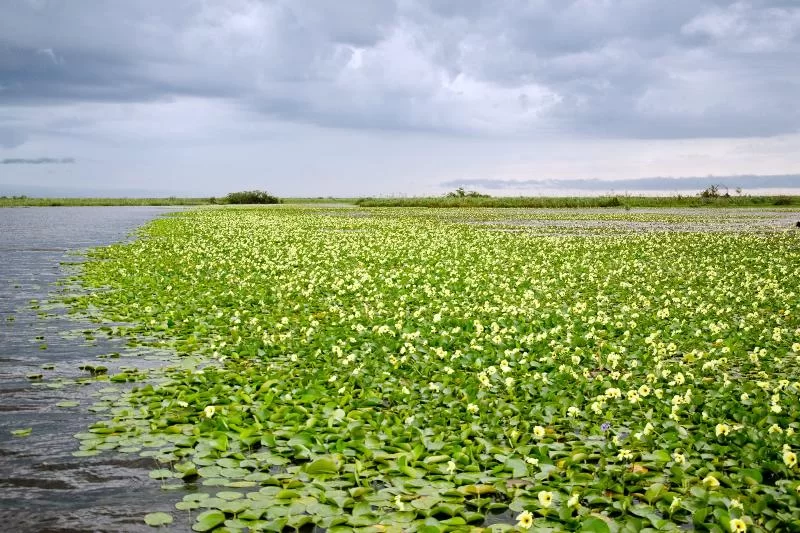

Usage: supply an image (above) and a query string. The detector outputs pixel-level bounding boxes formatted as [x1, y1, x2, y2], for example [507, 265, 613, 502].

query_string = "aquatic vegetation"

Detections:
[69, 207, 800, 531]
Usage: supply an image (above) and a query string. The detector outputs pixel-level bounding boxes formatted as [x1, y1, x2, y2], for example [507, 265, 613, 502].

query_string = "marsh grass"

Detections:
[0, 197, 212, 207]
[356, 195, 800, 208]
[0, 196, 363, 207]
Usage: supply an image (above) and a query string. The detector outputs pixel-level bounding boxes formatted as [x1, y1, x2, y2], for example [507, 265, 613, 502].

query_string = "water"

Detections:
[0, 207, 193, 532]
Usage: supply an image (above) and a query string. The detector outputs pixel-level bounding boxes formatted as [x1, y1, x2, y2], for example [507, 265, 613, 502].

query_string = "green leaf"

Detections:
[505, 458, 528, 477]
[149, 469, 174, 479]
[144, 512, 173, 527]
[644, 483, 666, 504]
[739, 468, 762, 484]
[193, 510, 226, 532]
[580, 517, 612, 533]
[306, 456, 339, 476]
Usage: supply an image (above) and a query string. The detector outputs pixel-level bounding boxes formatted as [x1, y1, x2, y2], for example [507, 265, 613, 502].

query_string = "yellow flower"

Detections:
[538, 490, 553, 508]
[567, 493, 580, 507]
[784, 450, 797, 468]
[533, 426, 545, 438]
[730, 498, 743, 510]
[715, 423, 730, 437]
[203, 405, 216, 418]
[516, 510, 533, 530]
[672, 451, 686, 464]
[729, 518, 747, 532]
[466, 403, 479, 414]
[446, 460, 456, 474]
[703, 475, 720, 489]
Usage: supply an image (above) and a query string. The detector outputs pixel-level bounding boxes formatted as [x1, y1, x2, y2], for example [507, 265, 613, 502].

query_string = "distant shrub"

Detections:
[700, 185, 721, 198]
[223, 190, 281, 204]
[445, 187, 490, 198]
[773, 196, 793, 206]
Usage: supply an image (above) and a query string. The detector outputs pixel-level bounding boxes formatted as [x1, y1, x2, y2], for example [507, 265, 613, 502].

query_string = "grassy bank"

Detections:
[0, 197, 213, 207]
[356, 195, 800, 208]
[281, 197, 358, 204]
[1, 196, 360, 207]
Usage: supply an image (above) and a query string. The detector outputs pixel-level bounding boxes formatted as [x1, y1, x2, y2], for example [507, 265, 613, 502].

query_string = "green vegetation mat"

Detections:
[66, 207, 800, 531]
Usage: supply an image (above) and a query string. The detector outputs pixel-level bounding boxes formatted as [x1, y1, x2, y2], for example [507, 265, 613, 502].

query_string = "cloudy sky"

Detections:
[1, 0, 799, 197]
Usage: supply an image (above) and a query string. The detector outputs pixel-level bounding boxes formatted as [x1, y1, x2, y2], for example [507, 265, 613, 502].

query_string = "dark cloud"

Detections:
[1, 157, 75, 164]
[0, 1, 798, 138]
[442, 174, 800, 192]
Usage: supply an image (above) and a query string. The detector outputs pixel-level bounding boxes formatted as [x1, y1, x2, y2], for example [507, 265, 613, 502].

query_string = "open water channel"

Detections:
[0, 207, 194, 532]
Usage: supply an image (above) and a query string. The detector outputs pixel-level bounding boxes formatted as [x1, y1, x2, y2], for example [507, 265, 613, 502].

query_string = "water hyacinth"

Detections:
[62, 206, 800, 531]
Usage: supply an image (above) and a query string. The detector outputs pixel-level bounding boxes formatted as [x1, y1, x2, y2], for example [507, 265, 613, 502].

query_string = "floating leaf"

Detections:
[305, 456, 339, 476]
[192, 510, 226, 532]
[144, 512, 173, 527]
[580, 517, 612, 533]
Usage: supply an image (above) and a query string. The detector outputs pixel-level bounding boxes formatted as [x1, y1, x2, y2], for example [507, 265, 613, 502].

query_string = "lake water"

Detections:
[0, 207, 193, 532]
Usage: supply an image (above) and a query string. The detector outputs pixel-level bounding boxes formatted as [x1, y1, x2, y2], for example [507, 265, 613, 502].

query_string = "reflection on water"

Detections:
[0, 207, 194, 532]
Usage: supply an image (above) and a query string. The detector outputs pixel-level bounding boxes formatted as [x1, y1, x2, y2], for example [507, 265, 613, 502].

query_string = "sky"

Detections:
[1, 0, 799, 197]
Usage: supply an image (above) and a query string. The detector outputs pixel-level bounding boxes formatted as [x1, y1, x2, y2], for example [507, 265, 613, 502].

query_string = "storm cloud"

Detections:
[0, 1, 799, 196]
[2, 0, 799, 138]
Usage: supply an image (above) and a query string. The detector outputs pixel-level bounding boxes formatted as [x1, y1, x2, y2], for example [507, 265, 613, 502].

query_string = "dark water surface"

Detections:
[0, 207, 193, 532]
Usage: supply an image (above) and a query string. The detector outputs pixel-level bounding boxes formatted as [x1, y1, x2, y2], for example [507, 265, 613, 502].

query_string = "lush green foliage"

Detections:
[223, 191, 281, 205]
[281, 197, 359, 205]
[356, 196, 800, 209]
[69, 207, 800, 531]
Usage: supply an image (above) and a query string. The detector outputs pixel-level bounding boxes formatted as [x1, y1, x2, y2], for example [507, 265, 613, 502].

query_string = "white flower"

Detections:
[537, 491, 553, 507]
